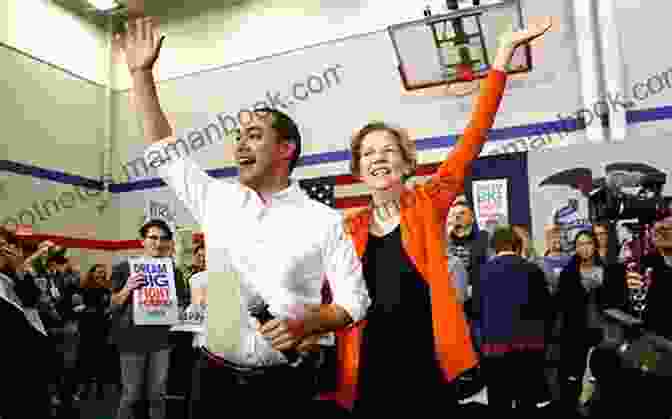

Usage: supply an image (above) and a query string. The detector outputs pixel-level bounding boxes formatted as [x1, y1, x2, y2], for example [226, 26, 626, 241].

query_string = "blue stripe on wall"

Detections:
[113, 116, 583, 193]
[2, 106, 669, 194]
[0, 160, 104, 190]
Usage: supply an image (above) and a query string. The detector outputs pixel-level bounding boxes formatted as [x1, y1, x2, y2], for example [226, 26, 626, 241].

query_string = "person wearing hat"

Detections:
[109, 218, 188, 419]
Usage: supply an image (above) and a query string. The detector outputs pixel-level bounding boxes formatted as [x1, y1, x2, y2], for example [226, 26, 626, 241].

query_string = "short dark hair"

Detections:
[139, 219, 173, 241]
[0, 227, 18, 246]
[490, 225, 523, 253]
[251, 107, 302, 173]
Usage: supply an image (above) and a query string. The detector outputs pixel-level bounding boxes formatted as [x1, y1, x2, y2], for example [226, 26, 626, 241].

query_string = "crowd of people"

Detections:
[4, 12, 672, 419]
[0, 224, 206, 418]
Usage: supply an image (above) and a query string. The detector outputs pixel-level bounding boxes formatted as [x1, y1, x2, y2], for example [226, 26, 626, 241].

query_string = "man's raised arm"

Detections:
[116, 17, 171, 143]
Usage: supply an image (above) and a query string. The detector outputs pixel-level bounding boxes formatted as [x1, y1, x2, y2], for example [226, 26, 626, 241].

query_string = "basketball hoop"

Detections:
[390, 0, 531, 94]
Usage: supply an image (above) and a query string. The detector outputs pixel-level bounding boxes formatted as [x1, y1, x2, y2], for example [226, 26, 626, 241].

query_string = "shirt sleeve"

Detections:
[145, 139, 243, 226]
[322, 218, 371, 323]
[190, 272, 208, 289]
[420, 70, 508, 218]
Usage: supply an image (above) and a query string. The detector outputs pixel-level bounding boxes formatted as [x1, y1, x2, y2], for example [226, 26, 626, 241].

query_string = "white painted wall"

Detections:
[1, 0, 109, 86]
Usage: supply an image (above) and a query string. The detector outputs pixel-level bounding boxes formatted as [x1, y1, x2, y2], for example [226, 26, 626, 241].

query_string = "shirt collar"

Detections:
[271, 179, 304, 201]
[243, 179, 305, 204]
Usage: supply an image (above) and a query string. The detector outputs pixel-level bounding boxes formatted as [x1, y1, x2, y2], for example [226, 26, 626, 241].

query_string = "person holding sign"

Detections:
[117, 17, 370, 417]
[109, 219, 188, 419]
[336, 18, 553, 414]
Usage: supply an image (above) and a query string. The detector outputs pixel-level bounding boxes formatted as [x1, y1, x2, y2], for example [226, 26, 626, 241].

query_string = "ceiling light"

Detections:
[87, 0, 120, 11]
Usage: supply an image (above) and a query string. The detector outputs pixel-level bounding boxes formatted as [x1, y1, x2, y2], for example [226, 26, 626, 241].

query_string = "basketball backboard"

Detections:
[388, 0, 531, 92]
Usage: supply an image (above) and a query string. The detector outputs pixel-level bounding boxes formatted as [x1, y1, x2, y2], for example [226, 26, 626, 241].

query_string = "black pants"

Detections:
[77, 317, 110, 389]
[190, 350, 322, 419]
[0, 344, 51, 419]
[482, 350, 547, 414]
[558, 343, 591, 409]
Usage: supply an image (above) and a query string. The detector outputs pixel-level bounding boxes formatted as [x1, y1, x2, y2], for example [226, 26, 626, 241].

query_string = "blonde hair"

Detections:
[349, 122, 417, 177]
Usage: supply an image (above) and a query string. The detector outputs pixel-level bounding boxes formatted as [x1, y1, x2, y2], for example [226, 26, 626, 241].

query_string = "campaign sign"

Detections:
[131, 257, 179, 326]
[473, 178, 510, 231]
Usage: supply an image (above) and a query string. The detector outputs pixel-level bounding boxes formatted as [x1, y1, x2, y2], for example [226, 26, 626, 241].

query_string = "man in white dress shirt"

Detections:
[118, 17, 370, 416]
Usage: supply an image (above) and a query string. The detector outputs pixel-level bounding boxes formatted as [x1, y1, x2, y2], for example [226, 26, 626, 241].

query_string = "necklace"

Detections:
[370, 200, 401, 236]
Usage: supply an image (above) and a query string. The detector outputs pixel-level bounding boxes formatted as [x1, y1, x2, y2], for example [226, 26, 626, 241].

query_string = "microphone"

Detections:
[249, 302, 302, 364]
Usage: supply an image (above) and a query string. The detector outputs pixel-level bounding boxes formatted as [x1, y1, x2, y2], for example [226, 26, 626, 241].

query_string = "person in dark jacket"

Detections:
[41, 253, 83, 412]
[76, 263, 113, 400]
[557, 229, 610, 414]
[479, 225, 551, 414]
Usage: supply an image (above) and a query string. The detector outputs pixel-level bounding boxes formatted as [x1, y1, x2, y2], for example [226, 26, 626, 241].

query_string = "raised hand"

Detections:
[626, 271, 645, 290]
[499, 16, 553, 50]
[493, 16, 553, 71]
[115, 17, 165, 74]
[37, 240, 54, 255]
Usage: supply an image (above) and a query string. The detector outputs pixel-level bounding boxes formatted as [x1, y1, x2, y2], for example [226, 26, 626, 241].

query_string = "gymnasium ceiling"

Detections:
[51, 0, 248, 29]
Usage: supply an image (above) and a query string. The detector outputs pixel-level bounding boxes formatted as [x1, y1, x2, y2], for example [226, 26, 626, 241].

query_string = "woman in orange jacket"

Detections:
[331, 17, 554, 415]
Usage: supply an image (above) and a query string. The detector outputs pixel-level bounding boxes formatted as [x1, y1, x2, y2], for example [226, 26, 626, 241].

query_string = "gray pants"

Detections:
[116, 349, 171, 419]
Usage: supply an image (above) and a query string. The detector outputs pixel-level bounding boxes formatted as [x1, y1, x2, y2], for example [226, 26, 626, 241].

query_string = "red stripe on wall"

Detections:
[17, 233, 143, 250]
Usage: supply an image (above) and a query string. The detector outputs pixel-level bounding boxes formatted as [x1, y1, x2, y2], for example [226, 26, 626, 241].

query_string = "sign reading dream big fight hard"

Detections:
[131, 257, 179, 326]
[473, 178, 509, 231]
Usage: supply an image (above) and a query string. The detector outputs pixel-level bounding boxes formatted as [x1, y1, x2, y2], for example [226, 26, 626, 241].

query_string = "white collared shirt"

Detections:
[146, 140, 370, 366]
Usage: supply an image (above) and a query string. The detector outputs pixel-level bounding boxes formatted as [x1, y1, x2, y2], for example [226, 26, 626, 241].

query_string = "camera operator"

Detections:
[590, 208, 672, 419]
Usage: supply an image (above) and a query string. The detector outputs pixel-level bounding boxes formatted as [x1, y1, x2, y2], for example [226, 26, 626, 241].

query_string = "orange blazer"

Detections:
[328, 69, 508, 410]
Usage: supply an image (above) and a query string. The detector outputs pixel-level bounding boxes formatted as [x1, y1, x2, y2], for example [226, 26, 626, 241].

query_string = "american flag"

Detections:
[298, 162, 440, 216]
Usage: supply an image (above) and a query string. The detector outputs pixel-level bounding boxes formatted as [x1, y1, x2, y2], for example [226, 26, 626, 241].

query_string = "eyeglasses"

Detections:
[146, 235, 170, 242]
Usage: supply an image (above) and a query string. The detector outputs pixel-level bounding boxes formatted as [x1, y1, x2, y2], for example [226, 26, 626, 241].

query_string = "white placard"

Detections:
[472, 178, 509, 231]
[131, 257, 179, 326]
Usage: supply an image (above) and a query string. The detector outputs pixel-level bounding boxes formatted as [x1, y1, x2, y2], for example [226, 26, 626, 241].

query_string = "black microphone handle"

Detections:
[254, 305, 301, 363]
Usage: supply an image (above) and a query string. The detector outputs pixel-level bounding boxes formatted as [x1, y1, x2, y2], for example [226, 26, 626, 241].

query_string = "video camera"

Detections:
[588, 171, 668, 224]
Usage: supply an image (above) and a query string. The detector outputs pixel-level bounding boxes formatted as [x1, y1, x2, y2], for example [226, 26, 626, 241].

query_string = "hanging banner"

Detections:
[131, 257, 179, 326]
[472, 178, 510, 231]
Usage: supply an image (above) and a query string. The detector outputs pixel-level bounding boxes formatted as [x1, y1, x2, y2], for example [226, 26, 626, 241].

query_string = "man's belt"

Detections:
[202, 346, 324, 372]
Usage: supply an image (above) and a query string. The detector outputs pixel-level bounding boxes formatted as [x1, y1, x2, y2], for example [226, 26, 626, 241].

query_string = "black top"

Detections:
[355, 227, 445, 413]
[79, 286, 112, 338]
